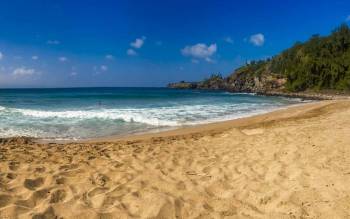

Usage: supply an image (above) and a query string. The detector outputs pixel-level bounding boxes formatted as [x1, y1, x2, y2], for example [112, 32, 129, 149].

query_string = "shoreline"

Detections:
[36, 99, 323, 144]
[6, 90, 349, 144]
[3, 99, 346, 146]
[1, 99, 350, 218]
[85, 101, 316, 143]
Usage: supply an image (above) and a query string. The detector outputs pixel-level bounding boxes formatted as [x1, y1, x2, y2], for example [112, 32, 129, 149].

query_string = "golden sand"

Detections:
[1, 100, 350, 218]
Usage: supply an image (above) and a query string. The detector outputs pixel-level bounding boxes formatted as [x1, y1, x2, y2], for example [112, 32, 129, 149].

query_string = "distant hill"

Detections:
[169, 24, 350, 94]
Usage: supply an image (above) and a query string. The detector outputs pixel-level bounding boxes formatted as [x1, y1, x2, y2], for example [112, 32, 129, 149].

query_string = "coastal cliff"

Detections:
[169, 24, 350, 99]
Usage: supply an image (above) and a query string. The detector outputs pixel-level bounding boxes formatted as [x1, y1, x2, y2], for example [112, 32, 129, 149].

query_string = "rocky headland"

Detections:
[169, 24, 350, 100]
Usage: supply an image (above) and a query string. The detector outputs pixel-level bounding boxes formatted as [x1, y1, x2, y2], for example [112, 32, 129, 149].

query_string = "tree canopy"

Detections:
[239, 24, 350, 91]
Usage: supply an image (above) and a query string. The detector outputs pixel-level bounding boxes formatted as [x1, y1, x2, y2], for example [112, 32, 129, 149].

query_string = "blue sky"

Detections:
[0, 0, 349, 88]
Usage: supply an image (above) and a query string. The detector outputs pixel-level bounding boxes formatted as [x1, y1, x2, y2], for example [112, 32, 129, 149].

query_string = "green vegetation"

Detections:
[238, 24, 350, 91]
[169, 24, 350, 93]
[198, 73, 226, 89]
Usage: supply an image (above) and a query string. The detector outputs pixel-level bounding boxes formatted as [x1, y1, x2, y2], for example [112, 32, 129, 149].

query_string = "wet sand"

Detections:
[1, 100, 350, 218]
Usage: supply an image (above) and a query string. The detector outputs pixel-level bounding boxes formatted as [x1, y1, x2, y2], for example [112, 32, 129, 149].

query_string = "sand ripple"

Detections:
[1, 101, 350, 218]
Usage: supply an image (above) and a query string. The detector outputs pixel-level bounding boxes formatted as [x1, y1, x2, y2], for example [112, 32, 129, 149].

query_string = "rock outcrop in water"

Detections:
[168, 68, 287, 93]
[167, 81, 198, 89]
[168, 74, 227, 90]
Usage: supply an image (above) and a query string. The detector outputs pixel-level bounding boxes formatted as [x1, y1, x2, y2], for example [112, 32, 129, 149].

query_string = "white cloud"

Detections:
[181, 43, 217, 62]
[130, 36, 146, 49]
[100, 65, 108, 71]
[105, 54, 114, 60]
[58, 56, 68, 62]
[12, 67, 36, 76]
[127, 48, 138, 56]
[205, 57, 215, 63]
[47, 40, 60, 45]
[249, 33, 265, 46]
[32, 56, 39, 60]
[0, 52, 3, 60]
[70, 72, 77, 76]
[346, 15, 350, 22]
[224, 37, 234, 44]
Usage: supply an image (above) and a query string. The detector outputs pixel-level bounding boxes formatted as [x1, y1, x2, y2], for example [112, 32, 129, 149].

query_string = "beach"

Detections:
[0, 88, 302, 140]
[1, 99, 350, 218]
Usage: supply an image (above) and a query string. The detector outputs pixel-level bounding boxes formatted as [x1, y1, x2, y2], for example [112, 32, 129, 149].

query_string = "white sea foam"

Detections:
[0, 87, 306, 140]
[0, 127, 43, 138]
[230, 92, 257, 96]
[4, 103, 283, 127]
[0, 100, 295, 139]
[11, 108, 177, 126]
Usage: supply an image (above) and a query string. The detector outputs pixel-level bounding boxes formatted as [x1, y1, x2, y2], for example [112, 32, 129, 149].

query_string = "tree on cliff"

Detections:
[266, 23, 350, 91]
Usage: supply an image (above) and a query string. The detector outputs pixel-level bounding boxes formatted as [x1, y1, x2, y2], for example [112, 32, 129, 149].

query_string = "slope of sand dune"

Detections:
[1, 100, 350, 218]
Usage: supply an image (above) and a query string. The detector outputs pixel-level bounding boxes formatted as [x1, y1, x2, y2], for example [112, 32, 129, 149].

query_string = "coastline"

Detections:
[1, 99, 350, 218]
[84, 100, 319, 143]
[36, 99, 315, 144]
[6, 90, 350, 144]
[80, 91, 343, 143]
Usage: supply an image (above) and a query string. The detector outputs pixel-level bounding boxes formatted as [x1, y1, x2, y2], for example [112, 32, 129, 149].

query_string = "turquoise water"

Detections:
[0, 88, 303, 140]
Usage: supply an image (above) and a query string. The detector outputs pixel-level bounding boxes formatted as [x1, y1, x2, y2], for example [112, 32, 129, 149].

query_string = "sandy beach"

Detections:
[1, 100, 350, 218]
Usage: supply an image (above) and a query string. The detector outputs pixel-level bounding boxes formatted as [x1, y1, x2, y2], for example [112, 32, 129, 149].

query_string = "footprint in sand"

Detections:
[32, 206, 57, 219]
[50, 189, 67, 203]
[6, 172, 17, 181]
[15, 188, 50, 209]
[8, 161, 20, 171]
[23, 177, 44, 190]
[176, 181, 187, 190]
[59, 163, 79, 171]
[35, 166, 46, 173]
[55, 176, 66, 185]
[91, 173, 110, 187]
[0, 194, 12, 208]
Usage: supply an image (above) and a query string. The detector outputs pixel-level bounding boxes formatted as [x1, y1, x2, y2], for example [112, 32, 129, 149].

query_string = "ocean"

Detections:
[0, 87, 304, 140]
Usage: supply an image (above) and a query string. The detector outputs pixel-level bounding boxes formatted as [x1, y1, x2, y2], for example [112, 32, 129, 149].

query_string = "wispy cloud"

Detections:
[181, 43, 217, 63]
[127, 36, 146, 56]
[91, 65, 108, 75]
[100, 65, 108, 71]
[105, 54, 114, 60]
[0, 52, 3, 60]
[249, 33, 265, 46]
[224, 37, 234, 44]
[12, 67, 36, 77]
[70, 72, 78, 77]
[130, 36, 146, 49]
[127, 49, 138, 56]
[47, 40, 60, 45]
[58, 56, 68, 62]
[32, 56, 39, 60]
[346, 15, 350, 22]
